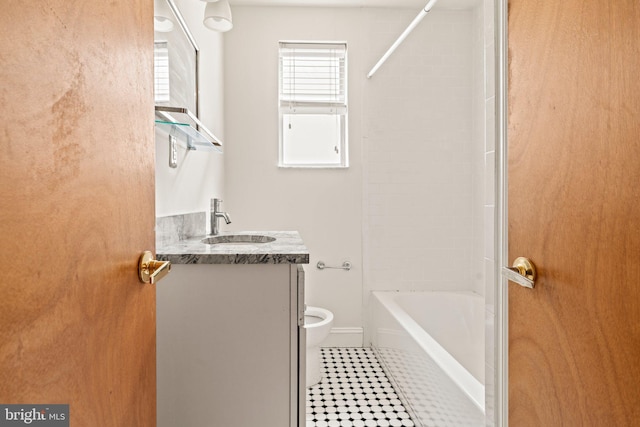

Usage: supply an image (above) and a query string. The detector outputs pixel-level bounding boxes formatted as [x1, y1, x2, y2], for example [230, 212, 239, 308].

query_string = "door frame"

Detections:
[495, 0, 508, 425]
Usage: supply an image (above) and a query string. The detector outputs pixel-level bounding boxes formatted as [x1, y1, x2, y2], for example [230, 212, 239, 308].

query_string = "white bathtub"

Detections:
[371, 291, 485, 426]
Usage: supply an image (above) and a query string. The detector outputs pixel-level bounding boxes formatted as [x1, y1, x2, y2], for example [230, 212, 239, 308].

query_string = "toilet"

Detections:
[304, 306, 334, 387]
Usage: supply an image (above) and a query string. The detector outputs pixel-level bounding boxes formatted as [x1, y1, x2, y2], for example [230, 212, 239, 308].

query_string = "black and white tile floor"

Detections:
[306, 348, 415, 427]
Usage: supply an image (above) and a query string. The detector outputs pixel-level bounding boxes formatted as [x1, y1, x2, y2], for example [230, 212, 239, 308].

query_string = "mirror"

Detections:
[154, 0, 199, 119]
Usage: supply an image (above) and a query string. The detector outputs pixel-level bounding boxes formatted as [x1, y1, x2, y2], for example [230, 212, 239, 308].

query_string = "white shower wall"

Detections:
[223, 4, 490, 347]
[479, 0, 497, 421]
[362, 9, 483, 299]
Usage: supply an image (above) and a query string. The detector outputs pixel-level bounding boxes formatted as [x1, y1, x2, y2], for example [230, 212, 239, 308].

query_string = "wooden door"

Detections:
[507, 0, 640, 425]
[0, 1, 156, 425]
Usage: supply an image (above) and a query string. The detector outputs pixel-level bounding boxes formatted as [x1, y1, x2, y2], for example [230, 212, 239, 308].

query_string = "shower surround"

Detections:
[362, 8, 484, 300]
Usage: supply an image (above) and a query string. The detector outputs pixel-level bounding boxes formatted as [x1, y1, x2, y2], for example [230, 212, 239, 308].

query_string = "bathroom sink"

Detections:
[201, 234, 276, 245]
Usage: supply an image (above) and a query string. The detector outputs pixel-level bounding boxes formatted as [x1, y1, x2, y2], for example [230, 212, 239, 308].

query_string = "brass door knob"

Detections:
[138, 251, 171, 284]
[502, 257, 537, 289]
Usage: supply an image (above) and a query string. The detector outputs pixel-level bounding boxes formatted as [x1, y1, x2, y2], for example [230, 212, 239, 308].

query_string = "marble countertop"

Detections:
[156, 230, 309, 265]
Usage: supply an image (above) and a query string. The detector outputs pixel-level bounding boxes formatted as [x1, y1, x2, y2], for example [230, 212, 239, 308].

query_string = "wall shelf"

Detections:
[155, 106, 222, 152]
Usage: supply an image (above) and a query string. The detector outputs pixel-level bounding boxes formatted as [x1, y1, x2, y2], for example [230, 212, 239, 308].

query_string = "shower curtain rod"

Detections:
[366, 0, 439, 78]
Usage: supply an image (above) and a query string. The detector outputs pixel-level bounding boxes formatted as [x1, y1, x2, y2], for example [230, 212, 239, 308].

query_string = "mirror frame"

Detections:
[156, 0, 200, 120]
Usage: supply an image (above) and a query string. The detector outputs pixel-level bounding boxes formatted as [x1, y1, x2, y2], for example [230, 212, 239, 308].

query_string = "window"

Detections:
[154, 41, 170, 104]
[279, 42, 348, 168]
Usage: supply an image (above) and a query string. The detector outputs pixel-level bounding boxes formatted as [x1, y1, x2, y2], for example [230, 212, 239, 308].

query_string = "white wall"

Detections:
[224, 5, 489, 347]
[224, 7, 365, 345]
[155, 0, 225, 219]
[362, 8, 478, 295]
[473, 3, 487, 298]
[361, 6, 488, 346]
[481, 0, 496, 422]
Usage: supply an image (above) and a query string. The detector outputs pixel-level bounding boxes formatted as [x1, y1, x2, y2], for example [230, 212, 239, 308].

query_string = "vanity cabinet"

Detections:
[156, 230, 308, 427]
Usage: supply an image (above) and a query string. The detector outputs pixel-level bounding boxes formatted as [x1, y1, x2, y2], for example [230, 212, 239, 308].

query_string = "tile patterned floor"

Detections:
[306, 347, 415, 427]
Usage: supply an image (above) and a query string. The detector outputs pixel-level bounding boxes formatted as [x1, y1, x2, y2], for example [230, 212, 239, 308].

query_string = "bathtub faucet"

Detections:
[211, 198, 231, 235]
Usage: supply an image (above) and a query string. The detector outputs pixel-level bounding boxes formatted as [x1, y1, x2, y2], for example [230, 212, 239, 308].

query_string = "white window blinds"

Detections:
[279, 42, 347, 114]
[154, 41, 170, 104]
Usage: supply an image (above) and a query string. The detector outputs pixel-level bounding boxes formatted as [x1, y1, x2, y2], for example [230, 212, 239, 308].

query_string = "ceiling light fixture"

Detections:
[154, 0, 175, 33]
[202, 0, 233, 32]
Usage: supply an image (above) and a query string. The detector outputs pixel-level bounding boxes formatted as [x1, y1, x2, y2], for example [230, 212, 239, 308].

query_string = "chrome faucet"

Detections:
[211, 198, 231, 235]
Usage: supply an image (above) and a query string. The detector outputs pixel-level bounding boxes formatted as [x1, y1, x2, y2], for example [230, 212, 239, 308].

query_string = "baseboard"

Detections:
[323, 327, 364, 348]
